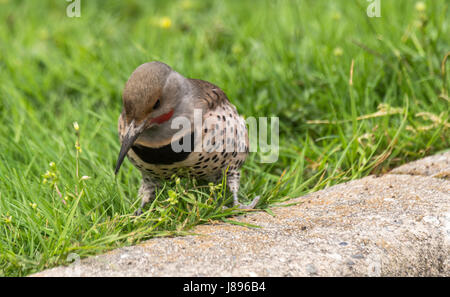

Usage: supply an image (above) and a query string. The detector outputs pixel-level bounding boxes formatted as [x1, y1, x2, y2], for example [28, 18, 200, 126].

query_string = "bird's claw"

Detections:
[133, 208, 143, 216]
[237, 195, 260, 209]
[223, 195, 260, 210]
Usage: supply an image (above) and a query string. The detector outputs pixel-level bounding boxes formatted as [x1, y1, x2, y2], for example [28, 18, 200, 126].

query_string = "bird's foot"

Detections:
[235, 195, 260, 209]
[224, 195, 260, 210]
[133, 208, 143, 216]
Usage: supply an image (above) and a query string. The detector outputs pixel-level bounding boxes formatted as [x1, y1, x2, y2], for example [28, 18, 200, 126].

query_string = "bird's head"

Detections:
[115, 61, 189, 174]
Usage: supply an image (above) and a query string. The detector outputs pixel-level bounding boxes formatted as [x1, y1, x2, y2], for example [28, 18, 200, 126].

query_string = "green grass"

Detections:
[0, 0, 449, 276]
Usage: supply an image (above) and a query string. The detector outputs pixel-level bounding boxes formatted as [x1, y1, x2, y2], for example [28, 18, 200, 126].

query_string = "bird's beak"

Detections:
[114, 120, 146, 175]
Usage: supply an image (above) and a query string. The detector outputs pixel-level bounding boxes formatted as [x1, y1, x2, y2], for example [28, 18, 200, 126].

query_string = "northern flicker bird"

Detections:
[115, 62, 260, 215]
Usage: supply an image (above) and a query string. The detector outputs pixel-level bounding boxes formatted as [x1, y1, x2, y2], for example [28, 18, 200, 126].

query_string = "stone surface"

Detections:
[33, 154, 450, 277]
[390, 151, 450, 179]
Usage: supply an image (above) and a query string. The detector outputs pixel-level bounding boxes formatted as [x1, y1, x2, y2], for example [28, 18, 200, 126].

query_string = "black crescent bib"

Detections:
[130, 132, 195, 165]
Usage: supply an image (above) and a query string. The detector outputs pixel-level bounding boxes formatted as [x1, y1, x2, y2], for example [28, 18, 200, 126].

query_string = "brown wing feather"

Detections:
[189, 78, 229, 110]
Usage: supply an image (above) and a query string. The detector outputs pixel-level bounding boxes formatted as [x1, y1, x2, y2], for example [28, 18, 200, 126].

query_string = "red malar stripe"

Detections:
[150, 109, 174, 124]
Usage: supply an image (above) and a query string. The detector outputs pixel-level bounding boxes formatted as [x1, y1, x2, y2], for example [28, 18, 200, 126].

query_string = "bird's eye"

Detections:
[153, 99, 161, 109]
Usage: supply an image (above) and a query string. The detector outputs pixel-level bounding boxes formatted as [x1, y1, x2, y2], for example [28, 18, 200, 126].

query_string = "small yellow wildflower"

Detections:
[43, 163, 59, 185]
[168, 189, 178, 205]
[333, 47, 343, 57]
[73, 121, 80, 132]
[159, 17, 172, 29]
[415, 2, 426, 12]
[43, 170, 56, 180]
[29, 202, 37, 209]
[75, 141, 82, 153]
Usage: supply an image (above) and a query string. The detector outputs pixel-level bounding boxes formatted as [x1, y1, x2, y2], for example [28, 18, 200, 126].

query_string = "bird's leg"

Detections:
[134, 174, 158, 216]
[226, 171, 260, 209]
[232, 192, 260, 209]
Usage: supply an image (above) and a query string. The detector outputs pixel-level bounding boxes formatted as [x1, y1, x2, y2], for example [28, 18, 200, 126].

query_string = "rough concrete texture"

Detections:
[390, 151, 450, 179]
[34, 152, 450, 277]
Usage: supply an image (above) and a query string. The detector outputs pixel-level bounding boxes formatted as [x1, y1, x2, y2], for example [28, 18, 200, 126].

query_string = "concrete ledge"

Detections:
[33, 154, 450, 276]
[390, 151, 450, 179]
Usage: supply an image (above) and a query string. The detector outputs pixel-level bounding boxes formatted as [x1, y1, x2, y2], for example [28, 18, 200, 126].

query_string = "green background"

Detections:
[0, 0, 448, 276]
